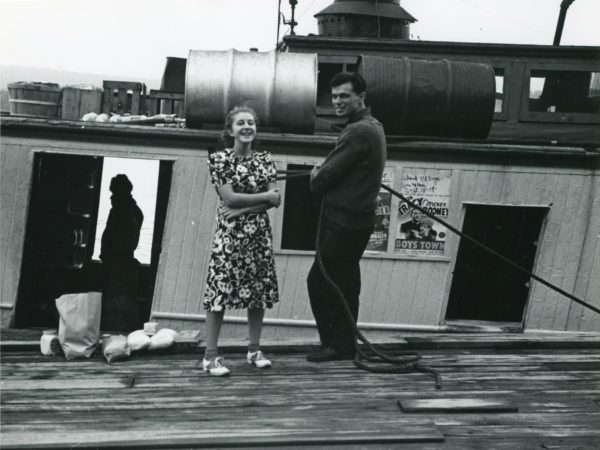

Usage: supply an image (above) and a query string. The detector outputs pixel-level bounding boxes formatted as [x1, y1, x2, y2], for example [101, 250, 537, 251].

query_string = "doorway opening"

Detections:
[13, 153, 173, 329]
[445, 204, 547, 324]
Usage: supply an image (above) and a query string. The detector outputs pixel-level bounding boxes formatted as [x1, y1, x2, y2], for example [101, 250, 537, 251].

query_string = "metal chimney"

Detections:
[314, 0, 416, 39]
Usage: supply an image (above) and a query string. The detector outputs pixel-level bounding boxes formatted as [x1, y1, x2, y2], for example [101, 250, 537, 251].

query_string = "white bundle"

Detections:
[127, 330, 151, 351]
[103, 335, 130, 363]
[148, 328, 178, 350]
[81, 112, 98, 121]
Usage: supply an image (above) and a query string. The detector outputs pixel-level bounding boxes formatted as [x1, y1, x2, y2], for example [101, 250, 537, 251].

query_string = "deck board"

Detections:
[1, 333, 600, 449]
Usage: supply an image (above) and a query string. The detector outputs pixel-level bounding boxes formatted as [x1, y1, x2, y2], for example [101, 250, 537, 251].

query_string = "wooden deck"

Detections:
[1, 332, 600, 449]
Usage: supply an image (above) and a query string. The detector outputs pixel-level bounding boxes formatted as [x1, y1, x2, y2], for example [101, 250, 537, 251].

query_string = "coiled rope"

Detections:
[279, 169, 441, 388]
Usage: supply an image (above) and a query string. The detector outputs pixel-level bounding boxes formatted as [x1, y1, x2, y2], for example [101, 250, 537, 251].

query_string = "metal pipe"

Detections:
[276, 0, 282, 49]
[150, 311, 451, 332]
[553, 0, 576, 46]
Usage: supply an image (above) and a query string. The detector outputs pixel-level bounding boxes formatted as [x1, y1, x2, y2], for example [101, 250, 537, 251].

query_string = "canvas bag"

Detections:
[56, 292, 102, 360]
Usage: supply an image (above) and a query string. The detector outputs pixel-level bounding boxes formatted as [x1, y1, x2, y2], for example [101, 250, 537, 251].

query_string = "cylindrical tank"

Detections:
[357, 55, 496, 138]
[185, 49, 317, 134]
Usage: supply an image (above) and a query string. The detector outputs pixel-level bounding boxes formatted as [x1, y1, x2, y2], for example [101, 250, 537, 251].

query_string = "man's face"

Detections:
[331, 82, 365, 118]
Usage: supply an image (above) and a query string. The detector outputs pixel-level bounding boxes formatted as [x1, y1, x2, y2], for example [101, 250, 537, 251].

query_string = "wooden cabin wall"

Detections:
[158, 151, 600, 336]
[0, 142, 34, 327]
[1, 133, 598, 336]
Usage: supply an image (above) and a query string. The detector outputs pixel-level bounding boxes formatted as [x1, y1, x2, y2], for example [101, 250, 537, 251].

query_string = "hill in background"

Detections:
[1, 65, 161, 112]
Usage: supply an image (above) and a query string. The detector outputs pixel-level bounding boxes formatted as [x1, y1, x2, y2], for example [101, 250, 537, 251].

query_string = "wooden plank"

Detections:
[547, 175, 586, 330]
[545, 362, 600, 371]
[0, 144, 31, 324]
[566, 174, 600, 331]
[0, 421, 444, 449]
[398, 397, 518, 413]
[529, 175, 569, 329]
[1, 378, 129, 390]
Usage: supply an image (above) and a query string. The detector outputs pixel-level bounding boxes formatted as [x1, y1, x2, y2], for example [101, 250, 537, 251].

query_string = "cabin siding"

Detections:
[0, 144, 33, 327]
[0, 130, 598, 335]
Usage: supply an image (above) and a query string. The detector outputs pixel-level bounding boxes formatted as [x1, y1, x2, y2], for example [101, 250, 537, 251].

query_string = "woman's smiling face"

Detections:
[229, 111, 257, 146]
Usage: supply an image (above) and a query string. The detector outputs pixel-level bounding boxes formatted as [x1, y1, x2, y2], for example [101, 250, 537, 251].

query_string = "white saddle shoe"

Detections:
[247, 350, 272, 368]
[202, 356, 231, 376]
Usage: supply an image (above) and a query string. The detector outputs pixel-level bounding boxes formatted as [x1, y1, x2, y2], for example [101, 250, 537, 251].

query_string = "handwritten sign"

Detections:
[395, 174, 450, 256]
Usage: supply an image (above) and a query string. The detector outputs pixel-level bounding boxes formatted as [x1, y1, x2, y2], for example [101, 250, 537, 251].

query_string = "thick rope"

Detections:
[280, 169, 441, 387]
[314, 199, 443, 388]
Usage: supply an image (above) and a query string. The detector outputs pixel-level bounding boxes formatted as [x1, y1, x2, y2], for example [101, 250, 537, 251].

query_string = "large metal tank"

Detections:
[185, 49, 317, 134]
[357, 55, 496, 138]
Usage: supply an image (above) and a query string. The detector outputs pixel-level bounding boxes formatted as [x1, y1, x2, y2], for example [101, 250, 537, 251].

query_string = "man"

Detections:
[306, 72, 387, 362]
[100, 174, 144, 332]
[400, 208, 423, 239]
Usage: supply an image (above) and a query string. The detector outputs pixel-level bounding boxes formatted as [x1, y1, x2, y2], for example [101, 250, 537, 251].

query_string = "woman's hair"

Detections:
[220, 106, 260, 149]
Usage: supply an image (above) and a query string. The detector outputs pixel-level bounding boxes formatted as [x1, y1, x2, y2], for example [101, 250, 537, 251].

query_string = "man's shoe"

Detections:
[247, 350, 272, 368]
[306, 346, 355, 362]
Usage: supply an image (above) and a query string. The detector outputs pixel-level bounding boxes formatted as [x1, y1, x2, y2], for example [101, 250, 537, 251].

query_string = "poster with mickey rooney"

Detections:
[395, 173, 450, 256]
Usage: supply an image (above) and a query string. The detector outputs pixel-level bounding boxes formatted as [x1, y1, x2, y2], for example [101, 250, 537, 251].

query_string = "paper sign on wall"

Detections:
[395, 174, 450, 256]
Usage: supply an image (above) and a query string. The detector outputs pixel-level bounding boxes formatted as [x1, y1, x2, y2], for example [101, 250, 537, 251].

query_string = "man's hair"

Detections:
[329, 72, 367, 95]
[109, 174, 133, 195]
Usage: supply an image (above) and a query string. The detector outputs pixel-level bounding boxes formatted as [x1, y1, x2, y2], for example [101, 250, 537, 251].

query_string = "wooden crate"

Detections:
[7, 82, 62, 118]
[61, 86, 103, 120]
[102, 80, 146, 115]
[145, 90, 185, 117]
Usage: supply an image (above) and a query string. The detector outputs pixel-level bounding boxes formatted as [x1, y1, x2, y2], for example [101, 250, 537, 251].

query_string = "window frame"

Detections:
[519, 62, 600, 124]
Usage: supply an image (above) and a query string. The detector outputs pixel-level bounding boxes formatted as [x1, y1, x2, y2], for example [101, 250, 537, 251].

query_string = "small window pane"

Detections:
[317, 63, 344, 107]
[281, 164, 319, 250]
[494, 69, 505, 113]
[528, 69, 600, 114]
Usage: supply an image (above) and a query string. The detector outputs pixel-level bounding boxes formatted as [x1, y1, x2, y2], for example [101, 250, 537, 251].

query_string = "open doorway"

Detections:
[14, 153, 173, 329]
[445, 204, 547, 324]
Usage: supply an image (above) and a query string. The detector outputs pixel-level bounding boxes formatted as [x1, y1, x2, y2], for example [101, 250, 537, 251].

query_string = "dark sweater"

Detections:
[310, 108, 387, 229]
[100, 194, 144, 262]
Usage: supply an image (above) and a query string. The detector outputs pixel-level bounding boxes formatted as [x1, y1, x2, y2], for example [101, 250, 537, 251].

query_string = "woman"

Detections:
[202, 106, 281, 376]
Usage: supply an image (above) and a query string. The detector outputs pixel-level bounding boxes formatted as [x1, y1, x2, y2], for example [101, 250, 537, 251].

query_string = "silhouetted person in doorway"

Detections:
[100, 174, 144, 332]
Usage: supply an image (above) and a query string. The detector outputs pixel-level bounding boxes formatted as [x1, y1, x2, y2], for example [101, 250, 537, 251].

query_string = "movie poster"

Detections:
[395, 174, 450, 256]
[366, 167, 394, 252]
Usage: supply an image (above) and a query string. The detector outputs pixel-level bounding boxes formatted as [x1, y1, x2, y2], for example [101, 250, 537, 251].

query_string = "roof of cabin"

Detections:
[283, 35, 600, 59]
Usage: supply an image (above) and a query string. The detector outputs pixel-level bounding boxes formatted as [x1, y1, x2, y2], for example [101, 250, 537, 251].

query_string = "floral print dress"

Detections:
[203, 148, 279, 311]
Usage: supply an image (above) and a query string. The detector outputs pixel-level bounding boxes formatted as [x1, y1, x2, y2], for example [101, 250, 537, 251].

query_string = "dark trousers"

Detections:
[101, 256, 139, 333]
[307, 217, 373, 354]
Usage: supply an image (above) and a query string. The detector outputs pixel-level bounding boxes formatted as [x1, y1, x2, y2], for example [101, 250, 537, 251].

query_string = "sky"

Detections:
[1, 0, 598, 81]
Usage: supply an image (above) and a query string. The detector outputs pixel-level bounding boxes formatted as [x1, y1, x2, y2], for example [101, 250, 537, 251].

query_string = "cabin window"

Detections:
[494, 69, 505, 113]
[280, 163, 319, 251]
[317, 63, 344, 107]
[528, 69, 600, 114]
[91, 157, 160, 265]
